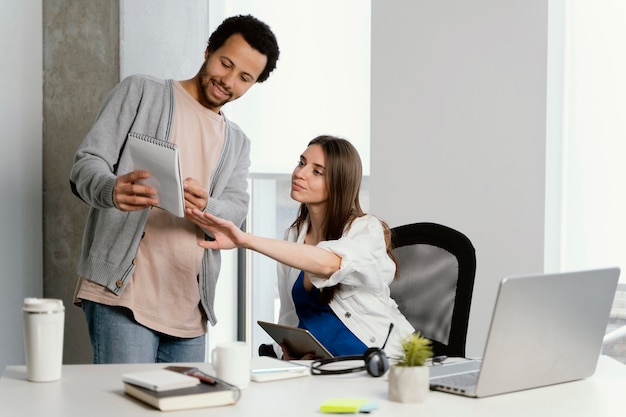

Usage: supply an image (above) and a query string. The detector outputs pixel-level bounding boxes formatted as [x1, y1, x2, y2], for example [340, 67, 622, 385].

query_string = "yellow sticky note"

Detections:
[320, 398, 369, 414]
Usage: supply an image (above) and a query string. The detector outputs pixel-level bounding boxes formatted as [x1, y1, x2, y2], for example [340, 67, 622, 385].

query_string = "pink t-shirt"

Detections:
[76, 81, 225, 338]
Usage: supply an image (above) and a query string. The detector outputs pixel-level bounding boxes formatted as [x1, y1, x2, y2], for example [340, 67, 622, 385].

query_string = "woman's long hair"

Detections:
[291, 135, 396, 304]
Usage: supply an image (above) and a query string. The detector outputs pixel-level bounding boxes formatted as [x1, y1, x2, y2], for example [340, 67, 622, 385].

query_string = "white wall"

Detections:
[0, 0, 550, 368]
[0, 0, 43, 371]
[120, 0, 210, 80]
[371, 0, 548, 357]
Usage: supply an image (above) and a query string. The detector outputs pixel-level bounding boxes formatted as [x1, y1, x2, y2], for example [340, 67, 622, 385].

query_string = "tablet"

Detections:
[257, 320, 333, 360]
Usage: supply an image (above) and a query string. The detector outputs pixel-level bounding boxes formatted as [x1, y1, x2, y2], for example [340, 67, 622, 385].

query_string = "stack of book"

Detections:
[122, 367, 239, 411]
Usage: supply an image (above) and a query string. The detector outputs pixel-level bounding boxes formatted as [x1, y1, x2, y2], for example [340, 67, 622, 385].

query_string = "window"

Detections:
[551, 1, 626, 277]
[209, 0, 372, 351]
[548, 0, 626, 362]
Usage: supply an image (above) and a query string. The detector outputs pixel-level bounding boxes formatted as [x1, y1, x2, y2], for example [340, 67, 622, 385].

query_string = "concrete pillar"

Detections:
[43, 0, 119, 364]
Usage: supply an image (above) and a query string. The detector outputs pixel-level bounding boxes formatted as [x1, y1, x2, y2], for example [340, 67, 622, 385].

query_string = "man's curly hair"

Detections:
[207, 14, 280, 83]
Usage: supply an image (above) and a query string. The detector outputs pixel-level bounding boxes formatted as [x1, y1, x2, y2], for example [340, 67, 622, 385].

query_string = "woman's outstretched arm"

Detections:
[186, 208, 340, 278]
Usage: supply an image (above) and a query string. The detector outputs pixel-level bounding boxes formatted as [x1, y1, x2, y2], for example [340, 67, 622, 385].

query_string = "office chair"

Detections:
[389, 222, 476, 358]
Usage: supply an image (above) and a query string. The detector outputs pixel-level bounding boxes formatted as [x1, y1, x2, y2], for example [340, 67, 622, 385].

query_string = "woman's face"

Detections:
[290, 144, 329, 206]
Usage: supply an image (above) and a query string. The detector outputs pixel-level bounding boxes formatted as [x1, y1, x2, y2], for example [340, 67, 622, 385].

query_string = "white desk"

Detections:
[2, 356, 626, 416]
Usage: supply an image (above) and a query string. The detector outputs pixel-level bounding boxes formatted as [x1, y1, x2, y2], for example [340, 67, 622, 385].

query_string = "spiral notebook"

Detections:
[127, 132, 185, 217]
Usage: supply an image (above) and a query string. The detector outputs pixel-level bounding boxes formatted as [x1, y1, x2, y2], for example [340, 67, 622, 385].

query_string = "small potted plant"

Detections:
[388, 332, 433, 403]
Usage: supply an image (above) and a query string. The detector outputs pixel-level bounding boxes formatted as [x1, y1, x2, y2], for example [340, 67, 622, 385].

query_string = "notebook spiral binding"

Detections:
[128, 132, 177, 150]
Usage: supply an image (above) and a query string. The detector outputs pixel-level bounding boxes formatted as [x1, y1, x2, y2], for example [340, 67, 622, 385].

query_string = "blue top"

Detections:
[291, 271, 367, 356]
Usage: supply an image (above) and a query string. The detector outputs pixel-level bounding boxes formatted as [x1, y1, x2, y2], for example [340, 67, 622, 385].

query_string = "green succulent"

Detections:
[395, 332, 433, 367]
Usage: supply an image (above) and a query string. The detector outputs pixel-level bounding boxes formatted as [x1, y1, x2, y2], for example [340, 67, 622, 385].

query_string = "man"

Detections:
[70, 15, 280, 363]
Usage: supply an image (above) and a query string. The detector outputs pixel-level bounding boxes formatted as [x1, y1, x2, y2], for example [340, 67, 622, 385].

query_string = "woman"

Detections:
[187, 135, 414, 359]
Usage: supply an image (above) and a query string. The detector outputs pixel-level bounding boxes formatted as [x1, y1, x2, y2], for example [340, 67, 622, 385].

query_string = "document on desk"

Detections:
[250, 357, 310, 382]
[127, 132, 185, 217]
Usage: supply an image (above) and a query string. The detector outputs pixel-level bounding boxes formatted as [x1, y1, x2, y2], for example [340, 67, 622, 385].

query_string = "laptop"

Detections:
[257, 320, 334, 360]
[429, 267, 620, 398]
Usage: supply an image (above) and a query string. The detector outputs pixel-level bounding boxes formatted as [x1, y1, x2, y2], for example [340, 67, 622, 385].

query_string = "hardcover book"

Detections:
[123, 367, 239, 411]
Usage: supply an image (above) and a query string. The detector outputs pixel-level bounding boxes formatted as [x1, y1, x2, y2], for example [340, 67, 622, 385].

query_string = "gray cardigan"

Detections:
[70, 74, 251, 325]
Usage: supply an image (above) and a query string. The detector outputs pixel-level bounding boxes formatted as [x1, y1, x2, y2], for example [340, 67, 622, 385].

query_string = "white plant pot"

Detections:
[388, 365, 430, 403]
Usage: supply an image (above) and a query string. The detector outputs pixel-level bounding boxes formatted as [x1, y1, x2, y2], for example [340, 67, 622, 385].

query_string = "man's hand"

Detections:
[183, 177, 209, 211]
[113, 170, 159, 211]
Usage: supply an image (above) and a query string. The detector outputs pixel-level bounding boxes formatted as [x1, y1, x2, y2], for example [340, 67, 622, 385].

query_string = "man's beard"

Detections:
[198, 63, 232, 109]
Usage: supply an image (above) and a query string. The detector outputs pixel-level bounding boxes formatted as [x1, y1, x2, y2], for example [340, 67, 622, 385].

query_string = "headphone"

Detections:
[310, 324, 394, 378]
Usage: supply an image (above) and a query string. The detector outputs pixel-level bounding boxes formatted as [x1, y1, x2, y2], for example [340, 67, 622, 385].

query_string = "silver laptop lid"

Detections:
[475, 267, 620, 397]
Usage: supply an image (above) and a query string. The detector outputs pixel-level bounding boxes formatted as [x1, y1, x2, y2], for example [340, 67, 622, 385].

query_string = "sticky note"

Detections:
[320, 398, 369, 414]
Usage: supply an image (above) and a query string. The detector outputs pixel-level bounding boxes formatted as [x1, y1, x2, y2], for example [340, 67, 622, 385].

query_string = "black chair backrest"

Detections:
[389, 222, 476, 358]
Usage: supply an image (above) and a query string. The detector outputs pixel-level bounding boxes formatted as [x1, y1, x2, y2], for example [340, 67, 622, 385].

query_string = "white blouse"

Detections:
[276, 214, 415, 359]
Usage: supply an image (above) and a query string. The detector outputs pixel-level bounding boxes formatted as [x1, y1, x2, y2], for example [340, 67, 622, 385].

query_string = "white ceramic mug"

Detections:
[22, 298, 65, 382]
[211, 341, 250, 388]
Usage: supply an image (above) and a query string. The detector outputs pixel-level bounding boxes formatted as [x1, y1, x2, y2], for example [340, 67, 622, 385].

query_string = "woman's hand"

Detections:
[280, 342, 319, 360]
[185, 209, 246, 250]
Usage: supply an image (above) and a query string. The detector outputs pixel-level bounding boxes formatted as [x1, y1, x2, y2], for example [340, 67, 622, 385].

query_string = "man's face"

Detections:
[198, 33, 268, 112]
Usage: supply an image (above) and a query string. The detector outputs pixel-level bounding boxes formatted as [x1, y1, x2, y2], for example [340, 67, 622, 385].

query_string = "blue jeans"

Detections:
[82, 300, 206, 364]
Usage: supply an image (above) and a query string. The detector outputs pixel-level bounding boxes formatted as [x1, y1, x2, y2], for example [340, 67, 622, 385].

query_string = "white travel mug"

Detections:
[22, 298, 65, 382]
[211, 341, 251, 389]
